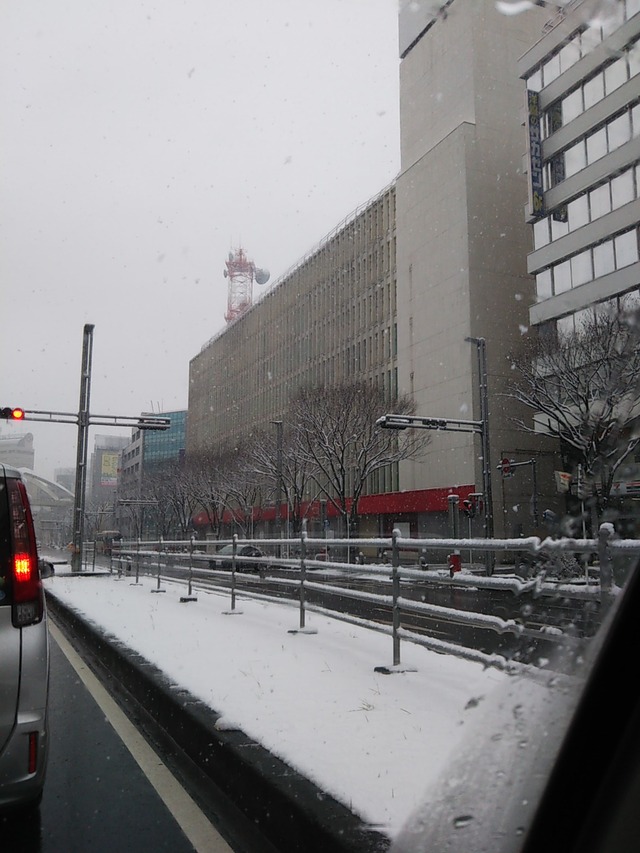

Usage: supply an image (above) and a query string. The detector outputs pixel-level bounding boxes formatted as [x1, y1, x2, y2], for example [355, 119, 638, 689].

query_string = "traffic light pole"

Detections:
[376, 337, 496, 575]
[71, 324, 94, 573]
[8, 323, 170, 573]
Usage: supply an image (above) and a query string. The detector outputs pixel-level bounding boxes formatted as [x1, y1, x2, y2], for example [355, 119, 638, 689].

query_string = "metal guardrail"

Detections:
[105, 526, 640, 675]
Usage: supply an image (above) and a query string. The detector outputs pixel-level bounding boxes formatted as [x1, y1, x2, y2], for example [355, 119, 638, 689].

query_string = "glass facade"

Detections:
[142, 410, 187, 472]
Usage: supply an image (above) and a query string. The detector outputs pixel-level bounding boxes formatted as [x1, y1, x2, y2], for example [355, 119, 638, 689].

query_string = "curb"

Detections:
[45, 591, 390, 853]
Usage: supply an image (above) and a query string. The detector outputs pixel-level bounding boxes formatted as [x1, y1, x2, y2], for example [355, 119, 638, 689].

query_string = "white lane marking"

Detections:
[49, 621, 233, 853]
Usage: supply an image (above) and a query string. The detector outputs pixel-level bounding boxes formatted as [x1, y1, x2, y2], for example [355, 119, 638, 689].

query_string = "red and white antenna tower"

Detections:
[223, 246, 270, 324]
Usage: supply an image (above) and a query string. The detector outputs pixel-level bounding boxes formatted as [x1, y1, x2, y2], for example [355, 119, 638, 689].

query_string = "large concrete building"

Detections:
[187, 1, 581, 538]
[188, 186, 398, 457]
[394, 0, 557, 538]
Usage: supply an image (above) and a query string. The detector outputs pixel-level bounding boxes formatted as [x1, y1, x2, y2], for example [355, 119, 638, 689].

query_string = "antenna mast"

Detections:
[223, 247, 269, 323]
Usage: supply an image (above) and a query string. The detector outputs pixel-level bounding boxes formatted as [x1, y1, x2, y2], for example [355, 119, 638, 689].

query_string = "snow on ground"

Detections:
[43, 563, 507, 839]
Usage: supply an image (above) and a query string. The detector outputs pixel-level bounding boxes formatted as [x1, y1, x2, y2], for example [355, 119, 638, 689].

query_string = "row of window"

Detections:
[536, 226, 639, 300]
[560, 39, 640, 128]
[534, 162, 640, 247]
[528, 0, 640, 93]
[539, 287, 640, 339]
[549, 102, 640, 188]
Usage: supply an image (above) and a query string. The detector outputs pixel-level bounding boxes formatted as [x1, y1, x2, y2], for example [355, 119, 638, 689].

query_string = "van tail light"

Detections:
[8, 478, 43, 627]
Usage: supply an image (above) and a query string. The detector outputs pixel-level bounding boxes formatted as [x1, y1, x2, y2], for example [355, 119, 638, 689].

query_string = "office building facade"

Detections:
[519, 0, 639, 331]
[187, 1, 572, 538]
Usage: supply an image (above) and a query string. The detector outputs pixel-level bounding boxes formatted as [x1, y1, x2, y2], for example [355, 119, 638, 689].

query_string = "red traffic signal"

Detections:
[0, 407, 25, 420]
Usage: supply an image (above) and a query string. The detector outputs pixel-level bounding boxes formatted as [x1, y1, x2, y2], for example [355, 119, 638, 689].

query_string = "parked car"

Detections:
[212, 543, 267, 573]
[0, 464, 50, 812]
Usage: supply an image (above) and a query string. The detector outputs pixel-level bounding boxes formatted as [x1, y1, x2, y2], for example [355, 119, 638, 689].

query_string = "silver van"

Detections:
[0, 464, 49, 811]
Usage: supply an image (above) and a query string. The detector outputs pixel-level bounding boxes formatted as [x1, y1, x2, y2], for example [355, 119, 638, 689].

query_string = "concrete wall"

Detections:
[395, 1, 555, 534]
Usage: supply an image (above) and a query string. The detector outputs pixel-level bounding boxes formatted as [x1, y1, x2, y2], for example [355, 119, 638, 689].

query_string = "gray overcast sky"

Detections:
[1, 0, 400, 480]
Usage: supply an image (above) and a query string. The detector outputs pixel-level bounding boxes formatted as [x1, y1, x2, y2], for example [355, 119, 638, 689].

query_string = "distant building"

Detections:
[0, 432, 35, 469]
[117, 411, 187, 537]
[20, 469, 74, 548]
[88, 434, 130, 532]
[54, 467, 75, 493]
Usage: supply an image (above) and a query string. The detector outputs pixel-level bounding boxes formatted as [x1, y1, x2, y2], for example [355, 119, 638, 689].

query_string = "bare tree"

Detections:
[509, 306, 640, 507]
[140, 472, 179, 538]
[249, 426, 322, 536]
[290, 382, 429, 535]
[224, 442, 269, 537]
[159, 461, 200, 538]
[187, 450, 234, 540]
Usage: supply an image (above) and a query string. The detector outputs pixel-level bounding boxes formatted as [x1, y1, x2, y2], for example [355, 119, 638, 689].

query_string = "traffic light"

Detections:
[0, 407, 25, 420]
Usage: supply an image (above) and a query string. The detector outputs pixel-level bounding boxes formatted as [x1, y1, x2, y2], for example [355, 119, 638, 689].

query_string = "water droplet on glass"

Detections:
[453, 815, 474, 829]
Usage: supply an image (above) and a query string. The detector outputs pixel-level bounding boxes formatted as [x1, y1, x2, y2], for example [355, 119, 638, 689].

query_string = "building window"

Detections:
[583, 72, 604, 110]
[554, 259, 572, 293]
[607, 111, 632, 150]
[562, 88, 583, 124]
[589, 182, 611, 218]
[571, 249, 593, 286]
[536, 268, 553, 301]
[565, 139, 586, 177]
[612, 169, 635, 208]
[568, 194, 590, 230]
[586, 126, 608, 163]
[593, 239, 616, 277]
[615, 229, 639, 267]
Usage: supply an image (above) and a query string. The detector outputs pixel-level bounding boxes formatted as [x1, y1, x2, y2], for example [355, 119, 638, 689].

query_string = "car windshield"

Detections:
[2, 1, 640, 851]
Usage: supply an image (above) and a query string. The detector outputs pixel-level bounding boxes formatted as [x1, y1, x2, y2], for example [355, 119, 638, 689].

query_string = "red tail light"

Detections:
[8, 478, 42, 627]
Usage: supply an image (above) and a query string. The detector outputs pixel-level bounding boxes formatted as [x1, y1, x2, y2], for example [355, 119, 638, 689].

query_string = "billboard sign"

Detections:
[100, 451, 119, 487]
[526, 90, 544, 218]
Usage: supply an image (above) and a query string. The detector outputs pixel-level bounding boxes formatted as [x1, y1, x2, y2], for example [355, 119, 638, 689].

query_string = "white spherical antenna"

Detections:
[254, 268, 270, 285]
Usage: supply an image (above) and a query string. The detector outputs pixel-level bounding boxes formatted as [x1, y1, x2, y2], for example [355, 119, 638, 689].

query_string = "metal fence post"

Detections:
[299, 530, 307, 630]
[287, 530, 317, 635]
[152, 536, 165, 593]
[135, 537, 141, 584]
[598, 522, 614, 596]
[230, 533, 238, 611]
[375, 528, 415, 673]
[180, 536, 197, 603]
[391, 527, 401, 667]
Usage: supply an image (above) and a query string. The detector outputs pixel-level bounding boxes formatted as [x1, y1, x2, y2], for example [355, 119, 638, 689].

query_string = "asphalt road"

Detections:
[0, 622, 235, 853]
